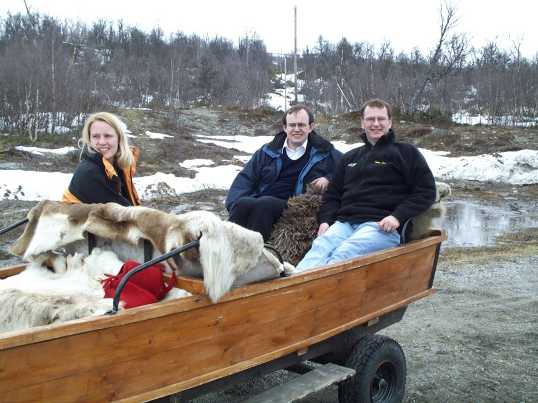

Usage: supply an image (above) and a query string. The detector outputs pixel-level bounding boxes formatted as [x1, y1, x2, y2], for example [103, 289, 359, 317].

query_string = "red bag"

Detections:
[102, 260, 176, 309]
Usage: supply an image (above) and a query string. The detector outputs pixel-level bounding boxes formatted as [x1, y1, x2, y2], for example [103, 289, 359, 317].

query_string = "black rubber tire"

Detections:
[338, 334, 406, 403]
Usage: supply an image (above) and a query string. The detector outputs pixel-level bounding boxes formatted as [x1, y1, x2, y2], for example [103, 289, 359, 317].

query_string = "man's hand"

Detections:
[378, 215, 400, 232]
[310, 177, 329, 192]
[317, 222, 330, 236]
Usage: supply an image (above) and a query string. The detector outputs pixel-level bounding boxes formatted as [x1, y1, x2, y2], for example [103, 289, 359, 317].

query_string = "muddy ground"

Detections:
[0, 107, 537, 402]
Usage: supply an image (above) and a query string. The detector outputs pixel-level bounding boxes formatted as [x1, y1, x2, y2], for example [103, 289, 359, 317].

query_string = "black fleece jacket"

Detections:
[67, 149, 136, 206]
[318, 129, 436, 226]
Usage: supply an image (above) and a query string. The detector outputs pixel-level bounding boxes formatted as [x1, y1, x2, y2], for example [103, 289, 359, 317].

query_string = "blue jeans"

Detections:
[295, 221, 401, 271]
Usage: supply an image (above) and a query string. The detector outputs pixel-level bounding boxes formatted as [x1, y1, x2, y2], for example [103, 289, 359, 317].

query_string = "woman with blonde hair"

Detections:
[63, 112, 140, 206]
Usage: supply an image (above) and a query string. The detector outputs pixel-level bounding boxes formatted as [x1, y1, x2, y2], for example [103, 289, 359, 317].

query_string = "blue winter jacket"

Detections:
[225, 131, 341, 212]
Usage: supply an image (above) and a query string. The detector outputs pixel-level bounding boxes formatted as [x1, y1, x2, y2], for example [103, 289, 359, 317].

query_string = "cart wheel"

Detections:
[338, 335, 406, 403]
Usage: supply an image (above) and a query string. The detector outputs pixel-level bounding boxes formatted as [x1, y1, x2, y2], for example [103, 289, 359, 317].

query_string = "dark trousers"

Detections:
[228, 196, 288, 241]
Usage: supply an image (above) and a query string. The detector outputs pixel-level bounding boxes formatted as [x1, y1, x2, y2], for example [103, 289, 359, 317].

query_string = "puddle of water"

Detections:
[434, 200, 538, 248]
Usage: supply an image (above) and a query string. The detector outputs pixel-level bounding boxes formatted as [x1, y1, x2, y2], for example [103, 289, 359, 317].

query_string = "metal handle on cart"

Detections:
[106, 239, 200, 315]
[263, 243, 291, 277]
[399, 217, 414, 245]
[0, 218, 29, 236]
[263, 243, 284, 264]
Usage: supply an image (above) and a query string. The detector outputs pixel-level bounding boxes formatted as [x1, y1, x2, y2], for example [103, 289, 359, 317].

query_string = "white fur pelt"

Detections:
[82, 206, 287, 301]
[0, 249, 120, 332]
[0, 248, 193, 332]
[174, 211, 288, 302]
[10, 201, 289, 304]
[0, 289, 112, 332]
[409, 181, 452, 240]
[11, 201, 91, 261]
[183, 211, 261, 302]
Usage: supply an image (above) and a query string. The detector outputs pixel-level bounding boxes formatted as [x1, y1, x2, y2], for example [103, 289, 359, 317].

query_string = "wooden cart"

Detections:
[0, 230, 445, 403]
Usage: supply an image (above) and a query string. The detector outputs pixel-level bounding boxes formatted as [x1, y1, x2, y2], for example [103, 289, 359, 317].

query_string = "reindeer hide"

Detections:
[11, 201, 286, 303]
[0, 249, 121, 332]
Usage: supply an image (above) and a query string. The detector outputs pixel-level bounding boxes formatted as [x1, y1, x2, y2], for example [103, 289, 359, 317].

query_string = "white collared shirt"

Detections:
[283, 138, 308, 160]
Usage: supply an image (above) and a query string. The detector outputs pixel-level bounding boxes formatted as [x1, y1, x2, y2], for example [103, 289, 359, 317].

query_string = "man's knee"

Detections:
[233, 197, 258, 210]
[352, 222, 401, 246]
[228, 197, 257, 224]
[254, 196, 287, 214]
[329, 224, 399, 262]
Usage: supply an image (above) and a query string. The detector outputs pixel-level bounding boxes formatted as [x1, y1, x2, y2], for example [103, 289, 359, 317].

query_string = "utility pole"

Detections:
[283, 54, 288, 110]
[293, 5, 298, 103]
[169, 57, 174, 110]
[51, 29, 56, 136]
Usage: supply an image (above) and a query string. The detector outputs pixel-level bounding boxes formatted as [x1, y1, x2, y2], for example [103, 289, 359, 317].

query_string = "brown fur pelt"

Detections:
[269, 189, 322, 265]
[11, 201, 285, 303]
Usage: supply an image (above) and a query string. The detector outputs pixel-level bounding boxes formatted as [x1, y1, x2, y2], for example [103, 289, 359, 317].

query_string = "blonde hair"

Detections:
[80, 112, 134, 169]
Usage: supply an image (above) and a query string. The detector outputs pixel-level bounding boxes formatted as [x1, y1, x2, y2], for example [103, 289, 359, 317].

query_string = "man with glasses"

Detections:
[226, 104, 341, 241]
[296, 98, 436, 270]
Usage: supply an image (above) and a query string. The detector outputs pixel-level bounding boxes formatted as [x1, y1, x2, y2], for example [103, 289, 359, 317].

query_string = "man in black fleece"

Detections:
[296, 99, 436, 270]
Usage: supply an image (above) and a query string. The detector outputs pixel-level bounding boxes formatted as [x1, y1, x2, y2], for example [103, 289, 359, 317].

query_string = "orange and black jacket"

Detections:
[63, 147, 140, 206]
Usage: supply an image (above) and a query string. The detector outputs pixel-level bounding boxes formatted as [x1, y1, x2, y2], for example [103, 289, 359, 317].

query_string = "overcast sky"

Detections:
[1, 0, 537, 58]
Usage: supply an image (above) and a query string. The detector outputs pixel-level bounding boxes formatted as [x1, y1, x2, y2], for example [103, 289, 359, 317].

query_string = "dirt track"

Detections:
[385, 252, 538, 402]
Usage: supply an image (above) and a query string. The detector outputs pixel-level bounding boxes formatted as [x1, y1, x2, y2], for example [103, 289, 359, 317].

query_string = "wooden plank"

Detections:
[0, 268, 367, 391]
[0, 269, 389, 399]
[242, 363, 355, 403]
[113, 291, 434, 403]
[0, 263, 26, 279]
[113, 290, 434, 403]
[0, 234, 444, 350]
[175, 275, 205, 295]
[0, 270, 366, 401]
[362, 246, 436, 314]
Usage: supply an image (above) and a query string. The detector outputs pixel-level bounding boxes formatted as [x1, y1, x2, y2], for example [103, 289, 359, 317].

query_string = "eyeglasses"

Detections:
[364, 117, 389, 123]
[286, 123, 309, 129]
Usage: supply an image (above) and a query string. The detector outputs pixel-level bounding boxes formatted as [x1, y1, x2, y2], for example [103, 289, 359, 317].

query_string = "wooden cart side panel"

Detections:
[96, 276, 371, 401]
[0, 241, 439, 403]
[0, 268, 367, 390]
[175, 275, 205, 295]
[0, 263, 25, 279]
[364, 246, 436, 313]
[0, 232, 444, 351]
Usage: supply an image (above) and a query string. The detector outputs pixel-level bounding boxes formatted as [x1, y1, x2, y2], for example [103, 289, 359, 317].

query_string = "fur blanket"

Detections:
[408, 181, 451, 240]
[11, 201, 288, 303]
[0, 248, 190, 332]
[1, 249, 123, 332]
[270, 190, 323, 265]
[270, 182, 451, 265]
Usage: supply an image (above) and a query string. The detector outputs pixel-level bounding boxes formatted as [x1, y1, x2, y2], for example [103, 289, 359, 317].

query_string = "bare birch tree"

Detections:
[410, 1, 468, 113]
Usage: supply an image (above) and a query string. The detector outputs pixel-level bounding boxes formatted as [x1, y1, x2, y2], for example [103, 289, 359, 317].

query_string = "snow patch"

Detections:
[144, 130, 173, 139]
[422, 149, 538, 185]
[193, 165, 242, 189]
[195, 134, 274, 153]
[452, 112, 538, 127]
[16, 146, 77, 156]
[2, 135, 538, 202]
[180, 159, 215, 168]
